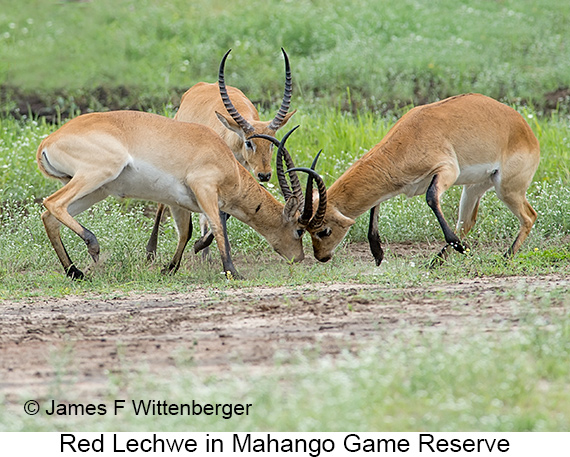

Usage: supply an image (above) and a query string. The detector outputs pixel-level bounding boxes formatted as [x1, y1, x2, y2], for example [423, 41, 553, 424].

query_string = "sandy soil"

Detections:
[1, 243, 568, 404]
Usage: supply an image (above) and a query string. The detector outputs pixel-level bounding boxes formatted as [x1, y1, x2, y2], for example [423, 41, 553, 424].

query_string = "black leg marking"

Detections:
[426, 174, 465, 255]
[66, 264, 85, 280]
[367, 205, 384, 266]
[193, 233, 214, 254]
[219, 211, 232, 256]
[193, 212, 231, 255]
[218, 211, 241, 279]
[146, 205, 165, 261]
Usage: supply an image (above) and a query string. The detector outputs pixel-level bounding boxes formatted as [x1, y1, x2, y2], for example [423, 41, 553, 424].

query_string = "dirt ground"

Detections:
[1, 243, 569, 404]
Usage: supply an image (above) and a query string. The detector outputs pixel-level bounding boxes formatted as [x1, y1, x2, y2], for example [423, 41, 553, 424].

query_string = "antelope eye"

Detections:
[316, 228, 332, 238]
[245, 140, 254, 149]
[296, 229, 305, 238]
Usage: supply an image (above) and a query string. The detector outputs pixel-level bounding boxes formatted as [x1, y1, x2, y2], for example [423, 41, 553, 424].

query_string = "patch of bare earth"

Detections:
[1, 243, 568, 404]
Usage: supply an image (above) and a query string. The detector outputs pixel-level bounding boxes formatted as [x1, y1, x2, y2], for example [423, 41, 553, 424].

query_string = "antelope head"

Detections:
[256, 130, 355, 263]
[249, 126, 333, 258]
[284, 165, 354, 264]
[216, 48, 296, 182]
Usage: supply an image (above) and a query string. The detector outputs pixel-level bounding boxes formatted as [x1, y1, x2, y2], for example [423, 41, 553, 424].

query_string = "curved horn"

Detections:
[268, 48, 293, 131]
[296, 150, 323, 225]
[218, 49, 255, 135]
[285, 165, 328, 229]
[309, 149, 323, 170]
[248, 132, 293, 200]
[276, 126, 302, 203]
[248, 126, 303, 202]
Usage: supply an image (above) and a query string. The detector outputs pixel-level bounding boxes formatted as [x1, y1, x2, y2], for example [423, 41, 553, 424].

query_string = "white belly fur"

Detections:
[103, 159, 201, 211]
[378, 162, 500, 203]
[455, 162, 499, 186]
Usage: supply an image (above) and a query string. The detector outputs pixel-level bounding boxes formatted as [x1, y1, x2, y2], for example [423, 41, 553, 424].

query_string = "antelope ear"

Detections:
[283, 196, 299, 222]
[215, 111, 245, 139]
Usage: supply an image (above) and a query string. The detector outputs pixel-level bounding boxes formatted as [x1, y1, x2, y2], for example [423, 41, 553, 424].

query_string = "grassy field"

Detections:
[1, 0, 570, 113]
[1, 0, 570, 434]
[0, 108, 569, 298]
[1, 108, 569, 433]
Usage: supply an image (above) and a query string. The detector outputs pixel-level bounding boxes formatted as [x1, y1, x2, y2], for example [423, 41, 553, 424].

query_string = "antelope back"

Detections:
[174, 49, 295, 182]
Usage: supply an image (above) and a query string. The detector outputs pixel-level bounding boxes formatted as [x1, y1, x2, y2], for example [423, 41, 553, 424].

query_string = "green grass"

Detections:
[2, 105, 568, 204]
[1, 0, 570, 112]
[2, 0, 570, 434]
[1, 109, 569, 299]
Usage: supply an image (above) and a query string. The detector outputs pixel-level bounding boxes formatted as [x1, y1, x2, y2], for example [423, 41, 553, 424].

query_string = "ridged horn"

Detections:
[297, 150, 323, 226]
[248, 126, 303, 203]
[285, 165, 327, 229]
[268, 48, 293, 131]
[218, 49, 255, 135]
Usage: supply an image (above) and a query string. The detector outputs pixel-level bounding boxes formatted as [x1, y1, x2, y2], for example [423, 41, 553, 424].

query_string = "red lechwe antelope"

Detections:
[146, 48, 296, 260]
[36, 112, 309, 280]
[285, 93, 540, 265]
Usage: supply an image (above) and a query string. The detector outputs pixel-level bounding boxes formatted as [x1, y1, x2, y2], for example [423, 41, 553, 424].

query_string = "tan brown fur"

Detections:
[307, 94, 540, 264]
[175, 82, 295, 178]
[147, 54, 296, 260]
[37, 111, 304, 280]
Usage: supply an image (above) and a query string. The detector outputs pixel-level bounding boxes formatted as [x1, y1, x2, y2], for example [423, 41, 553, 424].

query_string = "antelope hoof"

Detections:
[429, 245, 450, 268]
[86, 242, 100, 262]
[161, 263, 178, 275]
[372, 248, 384, 266]
[66, 265, 85, 280]
[368, 237, 384, 266]
[83, 230, 100, 261]
[449, 240, 467, 254]
[224, 270, 242, 280]
[146, 248, 157, 262]
[429, 255, 444, 269]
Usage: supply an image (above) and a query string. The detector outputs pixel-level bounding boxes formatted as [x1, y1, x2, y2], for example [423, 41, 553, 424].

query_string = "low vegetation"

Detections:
[0, 108, 569, 298]
[1, 0, 569, 434]
[1, 0, 570, 116]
